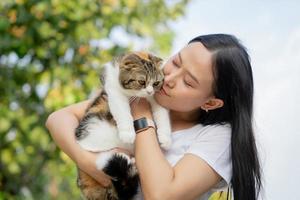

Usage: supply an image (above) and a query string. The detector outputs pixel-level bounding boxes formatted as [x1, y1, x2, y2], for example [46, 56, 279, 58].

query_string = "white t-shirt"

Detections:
[134, 123, 232, 200]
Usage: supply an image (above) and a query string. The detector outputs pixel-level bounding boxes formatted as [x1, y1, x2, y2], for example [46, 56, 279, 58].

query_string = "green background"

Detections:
[0, 0, 228, 199]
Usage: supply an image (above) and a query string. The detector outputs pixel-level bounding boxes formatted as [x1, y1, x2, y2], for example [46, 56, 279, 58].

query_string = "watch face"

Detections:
[134, 117, 148, 131]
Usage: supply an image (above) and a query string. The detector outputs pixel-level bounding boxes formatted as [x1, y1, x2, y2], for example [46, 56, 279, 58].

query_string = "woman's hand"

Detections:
[77, 150, 112, 187]
[130, 98, 153, 120]
[77, 147, 135, 187]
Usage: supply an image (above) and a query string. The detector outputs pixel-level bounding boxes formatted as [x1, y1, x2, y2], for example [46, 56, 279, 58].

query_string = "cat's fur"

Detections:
[75, 52, 172, 200]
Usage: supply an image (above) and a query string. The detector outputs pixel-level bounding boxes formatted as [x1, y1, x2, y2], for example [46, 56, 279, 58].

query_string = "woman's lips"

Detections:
[159, 87, 170, 96]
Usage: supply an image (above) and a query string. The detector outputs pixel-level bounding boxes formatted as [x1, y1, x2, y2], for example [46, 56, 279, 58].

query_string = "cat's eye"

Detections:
[127, 79, 135, 84]
[138, 80, 145, 85]
[153, 81, 160, 87]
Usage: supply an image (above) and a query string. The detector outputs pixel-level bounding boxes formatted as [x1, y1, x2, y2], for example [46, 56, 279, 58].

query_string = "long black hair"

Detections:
[189, 34, 262, 200]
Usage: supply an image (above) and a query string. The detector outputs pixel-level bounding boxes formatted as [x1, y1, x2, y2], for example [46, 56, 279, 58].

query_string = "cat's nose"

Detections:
[146, 86, 154, 95]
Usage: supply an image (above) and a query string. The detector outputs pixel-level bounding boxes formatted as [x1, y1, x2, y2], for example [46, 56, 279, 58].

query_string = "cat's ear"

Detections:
[124, 53, 142, 63]
[124, 53, 141, 62]
[149, 54, 163, 67]
[133, 51, 150, 62]
[119, 53, 141, 70]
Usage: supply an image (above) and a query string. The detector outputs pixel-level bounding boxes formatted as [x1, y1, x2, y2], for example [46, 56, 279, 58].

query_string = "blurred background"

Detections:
[0, 0, 299, 199]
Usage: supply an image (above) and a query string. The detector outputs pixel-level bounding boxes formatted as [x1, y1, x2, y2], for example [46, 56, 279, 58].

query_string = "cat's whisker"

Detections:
[129, 96, 138, 103]
[136, 97, 141, 104]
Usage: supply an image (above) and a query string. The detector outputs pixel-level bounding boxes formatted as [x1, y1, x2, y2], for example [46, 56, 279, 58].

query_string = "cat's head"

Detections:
[117, 51, 164, 97]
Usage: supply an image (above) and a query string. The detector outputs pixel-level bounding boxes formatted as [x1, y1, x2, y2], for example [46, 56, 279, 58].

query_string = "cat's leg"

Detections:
[147, 97, 172, 150]
[106, 89, 136, 144]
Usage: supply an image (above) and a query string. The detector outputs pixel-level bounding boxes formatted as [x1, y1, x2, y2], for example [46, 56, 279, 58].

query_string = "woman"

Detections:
[46, 34, 262, 200]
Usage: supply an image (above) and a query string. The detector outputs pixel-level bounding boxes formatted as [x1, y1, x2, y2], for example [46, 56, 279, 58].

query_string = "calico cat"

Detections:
[75, 52, 172, 200]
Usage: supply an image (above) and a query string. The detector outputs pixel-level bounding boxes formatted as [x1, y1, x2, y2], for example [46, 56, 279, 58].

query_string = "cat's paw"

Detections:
[158, 132, 172, 150]
[119, 130, 136, 144]
[129, 157, 138, 175]
[115, 153, 138, 176]
[115, 152, 131, 164]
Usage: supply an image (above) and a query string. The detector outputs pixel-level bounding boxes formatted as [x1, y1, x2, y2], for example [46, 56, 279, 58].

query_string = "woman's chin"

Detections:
[154, 93, 171, 109]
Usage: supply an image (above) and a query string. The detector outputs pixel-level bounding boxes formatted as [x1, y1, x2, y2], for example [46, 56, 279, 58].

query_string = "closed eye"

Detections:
[184, 80, 192, 87]
[172, 59, 180, 68]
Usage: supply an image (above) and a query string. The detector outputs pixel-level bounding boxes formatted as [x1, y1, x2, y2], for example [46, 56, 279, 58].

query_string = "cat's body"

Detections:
[75, 52, 172, 200]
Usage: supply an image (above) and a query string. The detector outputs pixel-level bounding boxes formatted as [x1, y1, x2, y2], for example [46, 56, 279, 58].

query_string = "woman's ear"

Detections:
[201, 98, 224, 112]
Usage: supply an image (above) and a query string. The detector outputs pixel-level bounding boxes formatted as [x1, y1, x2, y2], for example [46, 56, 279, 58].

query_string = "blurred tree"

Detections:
[0, 0, 190, 199]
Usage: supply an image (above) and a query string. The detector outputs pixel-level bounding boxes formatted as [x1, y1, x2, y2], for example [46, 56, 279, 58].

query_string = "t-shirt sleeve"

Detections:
[185, 124, 232, 191]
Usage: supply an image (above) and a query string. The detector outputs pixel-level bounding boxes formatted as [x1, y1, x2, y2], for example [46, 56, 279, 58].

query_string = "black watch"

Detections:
[133, 117, 156, 134]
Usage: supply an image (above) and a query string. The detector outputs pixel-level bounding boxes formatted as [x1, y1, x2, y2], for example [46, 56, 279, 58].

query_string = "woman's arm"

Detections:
[45, 100, 111, 187]
[135, 129, 222, 200]
[131, 99, 222, 200]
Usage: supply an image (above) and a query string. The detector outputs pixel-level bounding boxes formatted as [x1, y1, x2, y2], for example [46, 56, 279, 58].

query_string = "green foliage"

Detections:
[209, 190, 232, 200]
[0, 0, 190, 198]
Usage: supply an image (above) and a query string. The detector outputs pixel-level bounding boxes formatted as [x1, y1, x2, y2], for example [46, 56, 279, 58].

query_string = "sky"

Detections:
[169, 0, 300, 199]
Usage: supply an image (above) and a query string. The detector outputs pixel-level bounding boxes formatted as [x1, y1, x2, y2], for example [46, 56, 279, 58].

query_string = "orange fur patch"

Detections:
[133, 51, 150, 61]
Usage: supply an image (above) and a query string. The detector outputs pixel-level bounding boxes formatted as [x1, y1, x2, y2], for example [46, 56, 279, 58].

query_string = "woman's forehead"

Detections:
[180, 42, 214, 84]
[181, 42, 212, 67]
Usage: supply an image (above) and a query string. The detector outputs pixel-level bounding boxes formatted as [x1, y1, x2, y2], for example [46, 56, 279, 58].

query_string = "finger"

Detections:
[94, 171, 112, 188]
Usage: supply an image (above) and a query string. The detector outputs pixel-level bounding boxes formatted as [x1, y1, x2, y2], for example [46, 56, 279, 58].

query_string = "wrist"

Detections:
[132, 113, 153, 121]
[134, 117, 156, 134]
[77, 151, 112, 187]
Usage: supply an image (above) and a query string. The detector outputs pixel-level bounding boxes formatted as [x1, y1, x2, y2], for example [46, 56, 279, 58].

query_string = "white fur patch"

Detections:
[129, 157, 138, 177]
[95, 151, 115, 170]
[95, 152, 132, 171]
[76, 117, 120, 152]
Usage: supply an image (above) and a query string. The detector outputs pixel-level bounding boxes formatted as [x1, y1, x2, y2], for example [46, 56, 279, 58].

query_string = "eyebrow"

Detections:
[178, 52, 200, 85]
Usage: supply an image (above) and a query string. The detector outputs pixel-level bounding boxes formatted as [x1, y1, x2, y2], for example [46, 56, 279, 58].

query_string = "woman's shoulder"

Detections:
[202, 123, 231, 134]
[170, 123, 231, 150]
[188, 122, 231, 137]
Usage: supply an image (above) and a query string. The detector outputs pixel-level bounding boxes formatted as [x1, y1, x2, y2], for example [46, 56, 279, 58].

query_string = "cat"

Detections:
[75, 52, 172, 200]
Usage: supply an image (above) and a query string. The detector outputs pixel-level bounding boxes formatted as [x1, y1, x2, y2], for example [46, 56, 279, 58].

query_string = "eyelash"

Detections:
[172, 59, 179, 68]
[184, 80, 192, 87]
[172, 59, 193, 87]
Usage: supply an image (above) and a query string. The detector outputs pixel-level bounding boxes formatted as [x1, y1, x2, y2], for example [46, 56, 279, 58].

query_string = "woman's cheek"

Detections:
[154, 93, 198, 112]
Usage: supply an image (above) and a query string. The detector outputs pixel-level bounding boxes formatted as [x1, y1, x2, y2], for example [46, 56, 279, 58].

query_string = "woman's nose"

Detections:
[166, 80, 175, 88]
[164, 72, 179, 88]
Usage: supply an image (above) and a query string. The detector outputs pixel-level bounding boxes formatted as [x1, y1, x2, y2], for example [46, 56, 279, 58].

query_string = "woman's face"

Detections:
[154, 42, 215, 112]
